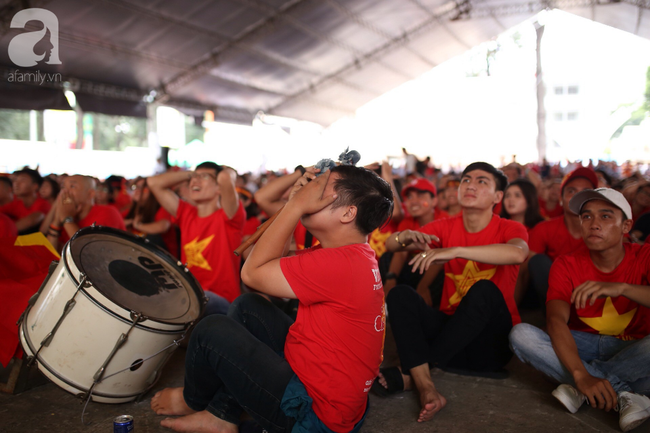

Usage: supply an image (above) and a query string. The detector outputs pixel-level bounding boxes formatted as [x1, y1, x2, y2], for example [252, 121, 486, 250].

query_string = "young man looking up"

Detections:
[509, 188, 650, 432]
[377, 162, 528, 423]
[148, 163, 245, 315]
[150, 165, 394, 433]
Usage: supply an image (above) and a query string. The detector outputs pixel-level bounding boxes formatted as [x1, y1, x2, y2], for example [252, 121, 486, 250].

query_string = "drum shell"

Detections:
[20, 250, 186, 403]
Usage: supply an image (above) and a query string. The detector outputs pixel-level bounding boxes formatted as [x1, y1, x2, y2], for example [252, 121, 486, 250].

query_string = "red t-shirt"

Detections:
[547, 243, 650, 340]
[434, 207, 450, 220]
[0, 212, 17, 238]
[176, 200, 245, 302]
[112, 192, 133, 218]
[59, 205, 126, 245]
[420, 214, 528, 325]
[0, 196, 51, 220]
[155, 207, 179, 259]
[280, 244, 384, 432]
[243, 215, 263, 237]
[539, 199, 563, 219]
[528, 216, 584, 261]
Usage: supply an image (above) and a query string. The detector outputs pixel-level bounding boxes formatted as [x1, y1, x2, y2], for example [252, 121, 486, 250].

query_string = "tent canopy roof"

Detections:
[1, 0, 649, 125]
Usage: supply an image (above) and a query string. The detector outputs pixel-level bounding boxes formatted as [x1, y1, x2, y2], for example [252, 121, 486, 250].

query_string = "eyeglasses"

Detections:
[190, 172, 217, 182]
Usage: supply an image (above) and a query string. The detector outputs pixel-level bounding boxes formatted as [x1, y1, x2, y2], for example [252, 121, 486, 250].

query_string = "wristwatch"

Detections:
[62, 216, 75, 225]
[385, 272, 397, 280]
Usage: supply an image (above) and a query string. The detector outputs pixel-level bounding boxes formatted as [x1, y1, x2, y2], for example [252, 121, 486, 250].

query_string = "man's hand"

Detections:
[409, 247, 457, 274]
[55, 191, 77, 224]
[397, 230, 440, 251]
[571, 281, 627, 309]
[574, 372, 617, 411]
[288, 168, 319, 201]
[286, 170, 336, 216]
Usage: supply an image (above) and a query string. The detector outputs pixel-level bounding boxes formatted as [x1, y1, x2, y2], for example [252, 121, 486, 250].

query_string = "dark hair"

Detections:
[41, 176, 60, 199]
[500, 179, 544, 229]
[125, 178, 160, 223]
[595, 169, 612, 187]
[14, 168, 43, 187]
[196, 162, 223, 177]
[461, 162, 508, 192]
[0, 176, 12, 188]
[330, 165, 394, 235]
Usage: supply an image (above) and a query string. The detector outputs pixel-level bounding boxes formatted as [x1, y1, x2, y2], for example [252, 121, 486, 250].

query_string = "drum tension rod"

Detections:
[28, 274, 89, 367]
[91, 311, 145, 385]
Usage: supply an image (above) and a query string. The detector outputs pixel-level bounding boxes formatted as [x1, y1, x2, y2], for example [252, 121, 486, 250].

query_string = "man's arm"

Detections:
[409, 238, 529, 274]
[15, 212, 45, 232]
[253, 169, 304, 216]
[415, 264, 443, 307]
[241, 172, 336, 299]
[546, 299, 617, 411]
[384, 251, 408, 295]
[217, 167, 239, 219]
[147, 171, 189, 217]
[571, 281, 650, 309]
[386, 229, 439, 252]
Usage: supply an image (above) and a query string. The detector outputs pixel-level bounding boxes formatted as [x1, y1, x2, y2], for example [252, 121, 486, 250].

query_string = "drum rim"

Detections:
[67, 225, 206, 325]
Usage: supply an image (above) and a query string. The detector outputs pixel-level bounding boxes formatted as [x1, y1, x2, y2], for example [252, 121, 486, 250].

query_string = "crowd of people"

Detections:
[2, 154, 650, 433]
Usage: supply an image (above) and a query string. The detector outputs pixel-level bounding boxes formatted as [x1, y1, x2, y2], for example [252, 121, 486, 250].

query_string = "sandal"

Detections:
[371, 366, 405, 397]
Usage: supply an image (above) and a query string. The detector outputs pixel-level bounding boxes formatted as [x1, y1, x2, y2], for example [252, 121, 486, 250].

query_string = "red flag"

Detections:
[0, 234, 59, 367]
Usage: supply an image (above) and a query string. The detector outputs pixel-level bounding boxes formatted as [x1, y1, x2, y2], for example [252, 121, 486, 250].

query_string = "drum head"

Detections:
[69, 227, 203, 324]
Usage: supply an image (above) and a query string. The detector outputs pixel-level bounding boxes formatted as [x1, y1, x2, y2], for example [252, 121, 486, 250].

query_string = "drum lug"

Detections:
[130, 311, 147, 323]
[25, 355, 36, 367]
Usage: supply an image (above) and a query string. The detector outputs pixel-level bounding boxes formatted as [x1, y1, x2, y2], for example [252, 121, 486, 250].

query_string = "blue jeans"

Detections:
[203, 291, 231, 316]
[509, 323, 650, 395]
[183, 293, 297, 432]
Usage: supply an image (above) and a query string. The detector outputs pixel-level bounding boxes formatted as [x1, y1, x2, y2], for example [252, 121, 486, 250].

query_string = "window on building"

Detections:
[567, 112, 578, 121]
[554, 112, 563, 122]
[554, 86, 564, 95]
[567, 86, 579, 94]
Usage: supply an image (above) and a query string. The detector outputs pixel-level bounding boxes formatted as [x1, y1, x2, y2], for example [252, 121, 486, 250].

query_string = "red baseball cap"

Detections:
[401, 178, 437, 199]
[561, 167, 598, 194]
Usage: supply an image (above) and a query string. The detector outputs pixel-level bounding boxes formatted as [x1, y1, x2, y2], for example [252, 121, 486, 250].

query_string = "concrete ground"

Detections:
[2, 312, 649, 433]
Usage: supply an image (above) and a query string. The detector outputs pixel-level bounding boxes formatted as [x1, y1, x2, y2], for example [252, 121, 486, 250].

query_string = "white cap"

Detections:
[569, 188, 632, 220]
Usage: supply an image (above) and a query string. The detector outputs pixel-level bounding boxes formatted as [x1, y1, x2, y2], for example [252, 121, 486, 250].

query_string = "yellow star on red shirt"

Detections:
[446, 260, 497, 307]
[578, 297, 637, 337]
[184, 235, 215, 271]
[369, 230, 391, 257]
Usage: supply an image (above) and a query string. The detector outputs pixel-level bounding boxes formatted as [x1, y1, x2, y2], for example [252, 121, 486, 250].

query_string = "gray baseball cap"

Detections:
[569, 188, 632, 220]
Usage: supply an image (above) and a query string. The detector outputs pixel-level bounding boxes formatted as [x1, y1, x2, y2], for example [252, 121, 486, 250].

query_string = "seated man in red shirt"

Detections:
[148, 162, 245, 315]
[41, 175, 125, 252]
[525, 167, 597, 307]
[150, 165, 394, 433]
[376, 162, 528, 423]
[510, 188, 650, 432]
[0, 168, 51, 234]
[383, 178, 447, 296]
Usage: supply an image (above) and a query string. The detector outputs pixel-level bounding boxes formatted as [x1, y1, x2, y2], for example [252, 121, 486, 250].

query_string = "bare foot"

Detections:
[161, 411, 238, 433]
[151, 387, 197, 416]
[377, 367, 412, 391]
[417, 384, 446, 423]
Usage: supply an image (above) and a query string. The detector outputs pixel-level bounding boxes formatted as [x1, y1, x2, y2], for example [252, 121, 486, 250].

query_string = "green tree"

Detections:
[0, 109, 30, 140]
[611, 66, 650, 139]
